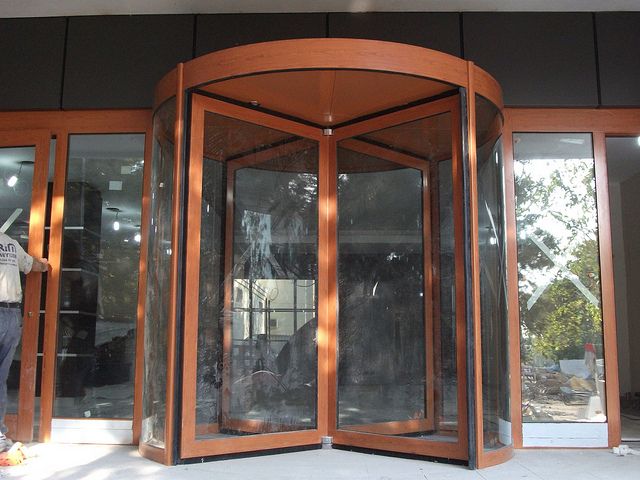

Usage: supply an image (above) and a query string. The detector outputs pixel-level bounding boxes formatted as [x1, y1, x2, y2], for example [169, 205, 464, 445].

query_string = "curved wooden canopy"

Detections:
[154, 38, 503, 120]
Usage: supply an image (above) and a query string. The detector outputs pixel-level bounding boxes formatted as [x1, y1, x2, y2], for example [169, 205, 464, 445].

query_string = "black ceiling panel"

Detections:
[596, 13, 640, 106]
[63, 15, 194, 109]
[328, 12, 461, 57]
[463, 13, 599, 107]
[0, 17, 66, 110]
[195, 13, 327, 57]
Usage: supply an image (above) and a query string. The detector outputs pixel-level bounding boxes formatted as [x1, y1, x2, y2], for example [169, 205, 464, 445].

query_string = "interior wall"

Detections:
[609, 182, 631, 394]
[1, 12, 640, 110]
[621, 172, 640, 394]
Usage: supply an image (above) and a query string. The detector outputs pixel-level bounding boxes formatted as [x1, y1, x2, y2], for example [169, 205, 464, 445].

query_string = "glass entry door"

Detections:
[181, 93, 467, 460]
[331, 98, 468, 459]
[181, 95, 325, 457]
[0, 130, 51, 441]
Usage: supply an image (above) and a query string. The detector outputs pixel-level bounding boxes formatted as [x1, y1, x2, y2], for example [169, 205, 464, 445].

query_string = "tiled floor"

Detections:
[1, 442, 640, 480]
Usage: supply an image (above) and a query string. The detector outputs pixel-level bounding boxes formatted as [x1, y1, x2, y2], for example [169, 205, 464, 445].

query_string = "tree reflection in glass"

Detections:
[514, 133, 606, 423]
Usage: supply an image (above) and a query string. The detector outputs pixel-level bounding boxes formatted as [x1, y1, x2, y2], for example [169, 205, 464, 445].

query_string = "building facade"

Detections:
[1, 7, 639, 468]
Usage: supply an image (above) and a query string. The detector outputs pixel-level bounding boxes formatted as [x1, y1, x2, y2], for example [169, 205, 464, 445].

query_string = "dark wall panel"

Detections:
[0, 18, 66, 110]
[463, 13, 599, 107]
[596, 13, 640, 106]
[328, 12, 461, 57]
[63, 15, 194, 109]
[195, 13, 327, 57]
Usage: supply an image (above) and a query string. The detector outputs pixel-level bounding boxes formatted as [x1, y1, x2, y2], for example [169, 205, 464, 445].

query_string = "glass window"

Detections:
[195, 111, 318, 439]
[142, 99, 176, 447]
[476, 95, 510, 451]
[53, 133, 144, 420]
[514, 132, 606, 424]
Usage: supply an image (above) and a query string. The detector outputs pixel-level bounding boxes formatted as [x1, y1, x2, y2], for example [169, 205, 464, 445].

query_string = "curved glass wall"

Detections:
[476, 95, 510, 452]
[141, 98, 176, 448]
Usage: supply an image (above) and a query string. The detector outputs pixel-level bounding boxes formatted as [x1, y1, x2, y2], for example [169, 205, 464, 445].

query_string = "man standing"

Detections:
[0, 231, 48, 451]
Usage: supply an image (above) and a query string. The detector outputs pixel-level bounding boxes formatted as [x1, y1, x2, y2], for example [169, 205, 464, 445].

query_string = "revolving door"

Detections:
[141, 39, 510, 468]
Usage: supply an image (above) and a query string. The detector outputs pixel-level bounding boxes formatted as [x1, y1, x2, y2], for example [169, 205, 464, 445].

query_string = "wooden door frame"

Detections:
[180, 93, 325, 458]
[0, 110, 152, 446]
[0, 129, 51, 441]
[503, 108, 640, 452]
[330, 95, 469, 461]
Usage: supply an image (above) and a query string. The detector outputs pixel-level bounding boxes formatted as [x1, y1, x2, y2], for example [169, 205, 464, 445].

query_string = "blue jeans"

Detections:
[0, 307, 21, 436]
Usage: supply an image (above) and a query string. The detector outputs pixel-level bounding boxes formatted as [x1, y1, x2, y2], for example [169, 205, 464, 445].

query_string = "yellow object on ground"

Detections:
[0, 442, 29, 466]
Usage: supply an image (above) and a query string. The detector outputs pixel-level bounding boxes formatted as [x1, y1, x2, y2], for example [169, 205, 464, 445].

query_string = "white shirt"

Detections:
[0, 232, 33, 303]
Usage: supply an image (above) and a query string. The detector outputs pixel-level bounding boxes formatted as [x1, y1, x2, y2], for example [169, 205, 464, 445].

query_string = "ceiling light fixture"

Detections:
[107, 207, 122, 231]
[6, 160, 34, 187]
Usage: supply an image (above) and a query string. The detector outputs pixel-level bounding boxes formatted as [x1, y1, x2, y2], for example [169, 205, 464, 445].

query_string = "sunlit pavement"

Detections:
[1, 442, 640, 479]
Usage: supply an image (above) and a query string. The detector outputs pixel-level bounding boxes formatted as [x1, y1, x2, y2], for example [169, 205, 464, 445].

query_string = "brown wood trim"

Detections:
[332, 430, 467, 460]
[340, 419, 434, 435]
[194, 94, 323, 141]
[477, 446, 515, 469]
[180, 95, 206, 455]
[132, 120, 154, 445]
[195, 423, 220, 436]
[473, 65, 504, 112]
[324, 136, 338, 437]
[0, 110, 150, 134]
[505, 108, 640, 134]
[139, 442, 166, 464]
[162, 62, 185, 466]
[181, 430, 320, 458]
[333, 96, 457, 141]
[452, 100, 470, 456]
[338, 138, 428, 170]
[502, 121, 523, 449]
[153, 68, 178, 112]
[178, 39, 472, 101]
[223, 418, 313, 434]
[593, 131, 622, 447]
[466, 62, 486, 464]
[39, 132, 69, 442]
[227, 138, 315, 169]
[318, 135, 334, 437]
[16, 130, 50, 441]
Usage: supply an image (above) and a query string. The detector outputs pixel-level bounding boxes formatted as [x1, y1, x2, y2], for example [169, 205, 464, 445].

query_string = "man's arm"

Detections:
[30, 257, 49, 272]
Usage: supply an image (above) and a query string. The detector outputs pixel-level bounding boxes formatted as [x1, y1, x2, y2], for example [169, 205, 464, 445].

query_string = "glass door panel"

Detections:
[0, 131, 51, 441]
[333, 108, 467, 458]
[182, 95, 322, 456]
[52, 134, 144, 436]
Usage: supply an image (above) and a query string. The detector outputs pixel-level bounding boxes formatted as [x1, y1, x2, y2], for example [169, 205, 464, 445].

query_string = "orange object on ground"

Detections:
[0, 442, 29, 466]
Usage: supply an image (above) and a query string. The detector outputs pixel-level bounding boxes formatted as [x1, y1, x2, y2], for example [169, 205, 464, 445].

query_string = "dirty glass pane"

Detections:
[476, 95, 510, 451]
[336, 112, 459, 441]
[195, 111, 318, 439]
[142, 98, 176, 447]
[514, 132, 606, 423]
[53, 133, 144, 420]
